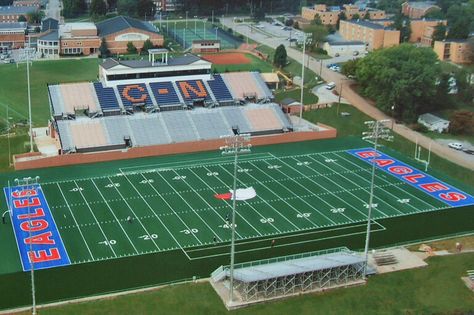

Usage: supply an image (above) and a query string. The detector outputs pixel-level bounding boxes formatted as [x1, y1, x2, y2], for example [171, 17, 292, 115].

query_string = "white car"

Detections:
[448, 142, 463, 150]
[325, 82, 336, 90]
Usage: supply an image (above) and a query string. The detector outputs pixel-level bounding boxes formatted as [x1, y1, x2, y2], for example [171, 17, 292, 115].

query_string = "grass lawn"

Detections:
[274, 87, 318, 105]
[18, 252, 474, 315]
[303, 103, 474, 187]
[0, 59, 99, 126]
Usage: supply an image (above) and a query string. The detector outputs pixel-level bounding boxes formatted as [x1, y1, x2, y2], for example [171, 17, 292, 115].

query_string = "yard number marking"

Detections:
[69, 187, 83, 192]
[181, 228, 198, 235]
[206, 172, 219, 176]
[297, 161, 311, 166]
[330, 208, 345, 214]
[297, 212, 311, 218]
[267, 165, 281, 169]
[397, 198, 410, 204]
[139, 179, 154, 184]
[172, 175, 187, 180]
[219, 223, 237, 229]
[139, 234, 158, 240]
[325, 159, 337, 163]
[364, 203, 378, 209]
[260, 217, 274, 224]
[98, 239, 116, 246]
[105, 183, 120, 188]
[237, 168, 250, 173]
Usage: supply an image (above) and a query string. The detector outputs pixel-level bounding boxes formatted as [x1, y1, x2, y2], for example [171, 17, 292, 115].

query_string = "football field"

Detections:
[13, 148, 464, 269]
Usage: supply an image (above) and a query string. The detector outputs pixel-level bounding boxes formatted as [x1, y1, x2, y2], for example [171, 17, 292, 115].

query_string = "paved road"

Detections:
[221, 17, 474, 170]
[45, 0, 62, 23]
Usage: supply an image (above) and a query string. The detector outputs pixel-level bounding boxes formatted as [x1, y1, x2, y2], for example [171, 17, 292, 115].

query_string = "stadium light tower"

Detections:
[362, 120, 392, 277]
[299, 33, 312, 125]
[15, 176, 40, 315]
[220, 128, 251, 305]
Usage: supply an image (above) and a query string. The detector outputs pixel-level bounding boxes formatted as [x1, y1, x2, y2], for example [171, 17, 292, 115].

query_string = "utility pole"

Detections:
[299, 33, 311, 125]
[361, 120, 392, 278]
[220, 129, 251, 305]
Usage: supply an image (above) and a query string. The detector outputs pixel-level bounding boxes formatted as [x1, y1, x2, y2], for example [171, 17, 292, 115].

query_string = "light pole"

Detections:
[362, 120, 392, 278]
[15, 176, 40, 315]
[299, 33, 311, 125]
[337, 78, 349, 116]
[194, 16, 197, 34]
[185, 11, 188, 29]
[26, 36, 33, 152]
[220, 128, 251, 305]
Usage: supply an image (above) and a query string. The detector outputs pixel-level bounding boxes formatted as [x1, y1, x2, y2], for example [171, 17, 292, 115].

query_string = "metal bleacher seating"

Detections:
[207, 74, 234, 103]
[128, 114, 171, 146]
[149, 81, 182, 108]
[161, 111, 200, 143]
[190, 109, 232, 140]
[93, 82, 120, 114]
[117, 83, 154, 110]
[220, 107, 252, 134]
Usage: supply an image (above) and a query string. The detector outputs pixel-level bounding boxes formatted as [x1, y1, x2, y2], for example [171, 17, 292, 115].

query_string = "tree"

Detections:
[337, 11, 346, 29]
[447, 16, 470, 39]
[352, 13, 360, 20]
[423, 9, 445, 19]
[455, 69, 474, 103]
[273, 44, 287, 68]
[312, 15, 322, 25]
[449, 111, 474, 135]
[118, 0, 136, 16]
[342, 59, 358, 77]
[99, 38, 109, 57]
[18, 15, 27, 22]
[284, 18, 294, 27]
[127, 41, 137, 54]
[62, 0, 87, 18]
[294, 21, 300, 29]
[27, 10, 44, 24]
[141, 39, 154, 54]
[432, 23, 447, 43]
[355, 44, 442, 122]
[90, 0, 107, 17]
[391, 13, 411, 42]
[137, 0, 156, 19]
[252, 6, 265, 21]
[305, 24, 328, 50]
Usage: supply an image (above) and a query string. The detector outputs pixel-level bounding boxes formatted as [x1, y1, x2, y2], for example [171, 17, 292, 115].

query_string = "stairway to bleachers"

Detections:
[207, 74, 234, 103]
[93, 82, 120, 113]
[117, 83, 154, 110]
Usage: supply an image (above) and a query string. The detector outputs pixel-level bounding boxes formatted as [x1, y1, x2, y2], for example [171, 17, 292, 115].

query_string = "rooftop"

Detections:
[419, 113, 449, 124]
[329, 41, 366, 46]
[406, 1, 439, 9]
[343, 19, 385, 30]
[100, 54, 207, 70]
[0, 5, 36, 14]
[38, 29, 59, 41]
[96, 15, 158, 37]
[0, 22, 27, 30]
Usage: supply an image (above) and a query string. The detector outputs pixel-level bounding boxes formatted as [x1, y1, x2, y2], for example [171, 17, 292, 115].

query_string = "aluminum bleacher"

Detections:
[149, 81, 182, 109]
[207, 74, 234, 103]
[117, 83, 154, 110]
[190, 109, 233, 140]
[93, 82, 121, 114]
[175, 79, 212, 104]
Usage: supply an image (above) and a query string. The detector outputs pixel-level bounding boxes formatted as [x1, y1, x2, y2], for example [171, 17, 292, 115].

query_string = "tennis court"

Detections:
[163, 21, 242, 49]
[5, 145, 473, 273]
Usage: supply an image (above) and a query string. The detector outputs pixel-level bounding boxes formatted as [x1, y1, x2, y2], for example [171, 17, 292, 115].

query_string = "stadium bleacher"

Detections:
[93, 82, 121, 114]
[149, 81, 182, 109]
[207, 74, 234, 103]
[176, 79, 212, 104]
[117, 83, 154, 110]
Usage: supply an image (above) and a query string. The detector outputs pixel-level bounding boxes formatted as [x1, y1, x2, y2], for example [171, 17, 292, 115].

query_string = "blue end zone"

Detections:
[3, 184, 70, 271]
[347, 148, 474, 208]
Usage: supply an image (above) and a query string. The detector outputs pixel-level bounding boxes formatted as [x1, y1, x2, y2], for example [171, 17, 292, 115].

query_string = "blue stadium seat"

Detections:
[149, 81, 181, 107]
[117, 83, 154, 109]
[175, 80, 211, 103]
[93, 82, 120, 112]
[207, 74, 233, 102]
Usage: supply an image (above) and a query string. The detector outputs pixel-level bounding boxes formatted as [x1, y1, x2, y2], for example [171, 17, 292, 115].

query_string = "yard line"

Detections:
[204, 165, 282, 234]
[246, 160, 321, 227]
[312, 153, 410, 215]
[332, 152, 439, 210]
[90, 179, 140, 254]
[216, 164, 297, 231]
[56, 183, 94, 260]
[153, 170, 225, 242]
[133, 172, 203, 246]
[104, 177, 162, 251]
[73, 180, 117, 258]
[186, 167, 262, 237]
[264, 155, 358, 223]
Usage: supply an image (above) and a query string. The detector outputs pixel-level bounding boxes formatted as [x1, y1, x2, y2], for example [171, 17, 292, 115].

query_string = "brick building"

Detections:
[433, 40, 472, 64]
[0, 5, 37, 23]
[154, 0, 182, 12]
[301, 4, 385, 25]
[0, 22, 26, 52]
[401, 1, 440, 19]
[96, 16, 163, 54]
[410, 18, 447, 45]
[59, 22, 100, 55]
[339, 19, 400, 50]
[13, 0, 41, 9]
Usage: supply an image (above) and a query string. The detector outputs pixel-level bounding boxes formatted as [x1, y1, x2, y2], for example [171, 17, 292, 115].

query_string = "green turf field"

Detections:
[1, 137, 473, 310]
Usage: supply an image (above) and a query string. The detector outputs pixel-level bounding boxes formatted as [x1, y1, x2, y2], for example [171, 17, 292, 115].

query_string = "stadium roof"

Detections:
[96, 15, 158, 37]
[100, 54, 207, 69]
[231, 251, 365, 282]
[0, 5, 36, 14]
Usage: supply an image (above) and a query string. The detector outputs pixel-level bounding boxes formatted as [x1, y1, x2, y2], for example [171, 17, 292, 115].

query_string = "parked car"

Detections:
[325, 82, 336, 90]
[462, 148, 474, 155]
[448, 142, 463, 150]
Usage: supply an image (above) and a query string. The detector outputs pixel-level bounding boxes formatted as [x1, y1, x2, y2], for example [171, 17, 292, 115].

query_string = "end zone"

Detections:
[3, 184, 70, 271]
